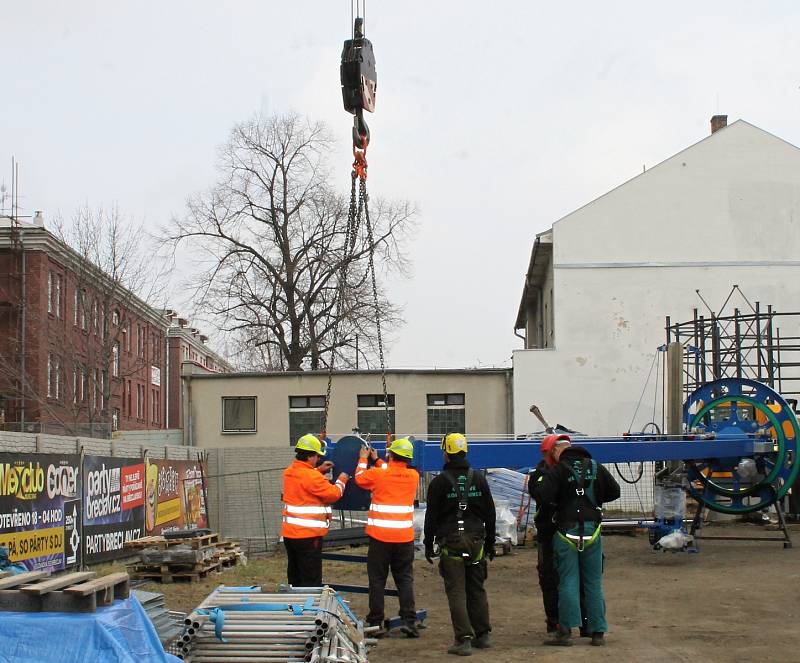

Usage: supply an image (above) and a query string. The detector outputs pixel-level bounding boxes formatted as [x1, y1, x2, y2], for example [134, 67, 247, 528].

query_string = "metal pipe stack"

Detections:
[178, 585, 368, 662]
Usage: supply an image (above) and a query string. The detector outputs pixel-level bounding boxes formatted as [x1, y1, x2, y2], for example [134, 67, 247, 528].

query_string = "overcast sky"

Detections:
[3, 1, 799, 368]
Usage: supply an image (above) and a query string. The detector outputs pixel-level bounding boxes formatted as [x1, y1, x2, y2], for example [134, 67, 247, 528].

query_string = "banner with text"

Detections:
[82, 456, 145, 563]
[0, 453, 82, 572]
[145, 459, 208, 535]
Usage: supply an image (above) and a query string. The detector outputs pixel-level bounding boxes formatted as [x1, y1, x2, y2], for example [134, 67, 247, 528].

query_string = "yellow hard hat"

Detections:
[387, 437, 414, 460]
[441, 433, 468, 455]
[295, 434, 327, 456]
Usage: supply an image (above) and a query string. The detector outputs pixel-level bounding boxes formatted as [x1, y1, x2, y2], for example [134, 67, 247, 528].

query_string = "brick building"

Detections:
[0, 215, 172, 436]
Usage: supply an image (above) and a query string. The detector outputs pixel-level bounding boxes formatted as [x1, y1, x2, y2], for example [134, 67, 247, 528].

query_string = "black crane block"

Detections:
[340, 18, 377, 115]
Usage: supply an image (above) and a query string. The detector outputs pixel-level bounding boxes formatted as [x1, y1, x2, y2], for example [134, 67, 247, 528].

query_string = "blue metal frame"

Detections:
[330, 436, 768, 473]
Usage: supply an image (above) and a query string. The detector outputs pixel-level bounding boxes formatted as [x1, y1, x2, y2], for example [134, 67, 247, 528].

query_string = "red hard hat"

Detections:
[540, 433, 571, 453]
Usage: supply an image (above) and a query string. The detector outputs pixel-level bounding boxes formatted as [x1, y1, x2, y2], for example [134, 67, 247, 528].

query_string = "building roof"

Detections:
[514, 229, 552, 330]
[185, 367, 512, 379]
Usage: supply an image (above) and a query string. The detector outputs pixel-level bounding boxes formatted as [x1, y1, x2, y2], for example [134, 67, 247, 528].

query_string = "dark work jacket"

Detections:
[529, 459, 557, 537]
[423, 457, 496, 552]
[535, 447, 621, 531]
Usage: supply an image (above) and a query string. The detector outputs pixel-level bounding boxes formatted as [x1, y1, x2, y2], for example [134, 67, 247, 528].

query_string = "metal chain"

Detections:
[361, 178, 391, 441]
[321, 171, 360, 439]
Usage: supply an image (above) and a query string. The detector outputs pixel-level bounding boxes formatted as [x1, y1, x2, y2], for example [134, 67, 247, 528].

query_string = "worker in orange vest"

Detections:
[282, 434, 349, 586]
[355, 437, 420, 638]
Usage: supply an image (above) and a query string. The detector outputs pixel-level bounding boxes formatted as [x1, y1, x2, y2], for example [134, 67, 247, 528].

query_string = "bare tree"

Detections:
[165, 113, 416, 371]
[51, 205, 168, 431]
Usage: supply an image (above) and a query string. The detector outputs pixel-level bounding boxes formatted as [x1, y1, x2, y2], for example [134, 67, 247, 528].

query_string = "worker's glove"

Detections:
[337, 472, 349, 483]
[318, 461, 334, 474]
[486, 546, 496, 561]
[424, 545, 436, 564]
[358, 447, 370, 460]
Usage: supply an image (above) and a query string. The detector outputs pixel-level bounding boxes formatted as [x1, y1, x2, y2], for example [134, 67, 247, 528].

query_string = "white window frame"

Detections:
[47, 272, 53, 314]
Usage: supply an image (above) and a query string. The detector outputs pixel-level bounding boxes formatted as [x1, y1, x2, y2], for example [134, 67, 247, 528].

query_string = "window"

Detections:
[73, 289, 78, 326]
[137, 325, 145, 358]
[357, 394, 396, 435]
[426, 393, 466, 438]
[112, 343, 120, 377]
[47, 272, 62, 317]
[80, 365, 87, 402]
[79, 291, 87, 330]
[127, 380, 132, 416]
[151, 389, 159, 424]
[112, 408, 120, 432]
[47, 353, 53, 398]
[48, 354, 62, 401]
[137, 384, 144, 418]
[222, 396, 257, 433]
[122, 321, 131, 352]
[288, 395, 326, 445]
[72, 367, 78, 405]
[54, 274, 61, 318]
[56, 357, 62, 400]
[112, 309, 120, 326]
[92, 301, 98, 334]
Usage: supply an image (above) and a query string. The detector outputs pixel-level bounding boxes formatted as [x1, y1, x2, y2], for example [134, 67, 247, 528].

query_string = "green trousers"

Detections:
[439, 555, 491, 641]
[553, 532, 607, 633]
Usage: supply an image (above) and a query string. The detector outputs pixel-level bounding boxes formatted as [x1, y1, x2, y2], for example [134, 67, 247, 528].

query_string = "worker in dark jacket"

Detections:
[424, 433, 496, 657]
[534, 445, 620, 647]
[528, 433, 572, 633]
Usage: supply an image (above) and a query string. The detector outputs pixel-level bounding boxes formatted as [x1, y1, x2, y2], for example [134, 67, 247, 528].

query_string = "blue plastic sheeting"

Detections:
[0, 596, 181, 663]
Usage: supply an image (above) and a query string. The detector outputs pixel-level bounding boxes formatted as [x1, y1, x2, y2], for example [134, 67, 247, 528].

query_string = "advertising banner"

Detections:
[145, 459, 208, 535]
[82, 456, 145, 564]
[0, 453, 81, 572]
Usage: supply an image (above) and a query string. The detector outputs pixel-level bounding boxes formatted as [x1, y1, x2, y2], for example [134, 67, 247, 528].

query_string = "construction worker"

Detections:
[354, 438, 420, 638]
[424, 433, 496, 657]
[534, 444, 620, 647]
[528, 433, 572, 634]
[281, 434, 349, 586]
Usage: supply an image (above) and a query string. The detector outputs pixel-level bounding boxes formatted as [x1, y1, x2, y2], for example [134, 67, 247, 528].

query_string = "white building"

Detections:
[513, 116, 800, 437]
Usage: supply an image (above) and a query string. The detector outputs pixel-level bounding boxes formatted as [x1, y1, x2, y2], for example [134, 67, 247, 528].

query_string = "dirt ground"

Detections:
[140, 523, 800, 663]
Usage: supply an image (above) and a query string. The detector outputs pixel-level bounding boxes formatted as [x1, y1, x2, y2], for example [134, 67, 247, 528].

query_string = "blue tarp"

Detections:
[0, 596, 181, 663]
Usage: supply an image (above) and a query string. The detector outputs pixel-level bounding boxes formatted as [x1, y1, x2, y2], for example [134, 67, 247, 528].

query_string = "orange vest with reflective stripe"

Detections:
[281, 460, 346, 539]
[354, 458, 419, 543]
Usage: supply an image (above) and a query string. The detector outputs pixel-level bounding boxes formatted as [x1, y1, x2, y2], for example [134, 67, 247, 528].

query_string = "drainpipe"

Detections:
[165, 335, 169, 429]
[20, 241, 26, 425]
[504, 370, 514, 437]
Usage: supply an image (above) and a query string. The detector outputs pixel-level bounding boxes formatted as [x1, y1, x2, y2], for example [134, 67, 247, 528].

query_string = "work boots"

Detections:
[591, 632, 606, 646]
[401, 622, 420, 638]
[473, 632, 492, 649]
[544, 627, 573, 646]
[447, 637, 473, 656]
[367, 622, 388, 638]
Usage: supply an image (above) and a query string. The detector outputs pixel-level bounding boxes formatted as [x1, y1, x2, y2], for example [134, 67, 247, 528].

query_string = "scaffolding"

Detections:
[666, 303, 800, 411]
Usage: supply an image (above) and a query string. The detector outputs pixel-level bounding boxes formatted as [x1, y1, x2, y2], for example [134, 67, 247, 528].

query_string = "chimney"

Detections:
[178, 318, 188, 327]
[32, 211, 45, 227]
[711, 115, 727, 134]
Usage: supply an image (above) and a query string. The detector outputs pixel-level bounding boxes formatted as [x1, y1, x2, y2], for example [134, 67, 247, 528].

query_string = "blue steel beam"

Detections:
[334, 437, 769, 473]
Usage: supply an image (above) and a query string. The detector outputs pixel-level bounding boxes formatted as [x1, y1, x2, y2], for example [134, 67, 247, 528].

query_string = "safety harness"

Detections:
[441, 469, 484, 564]
[558, 458, 603, 552]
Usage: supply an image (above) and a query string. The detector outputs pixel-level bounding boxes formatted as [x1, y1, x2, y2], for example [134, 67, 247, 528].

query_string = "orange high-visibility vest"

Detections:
[281, 460, 346, 539]
[354, 458, 419, 543]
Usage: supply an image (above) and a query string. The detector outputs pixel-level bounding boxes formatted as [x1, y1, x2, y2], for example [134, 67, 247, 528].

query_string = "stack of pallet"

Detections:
[126, 532, 245, 583]
[0, 570, 130, 612]
[178, 585, 368, 662]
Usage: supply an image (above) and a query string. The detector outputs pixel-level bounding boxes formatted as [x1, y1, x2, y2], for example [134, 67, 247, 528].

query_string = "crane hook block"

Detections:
[340, 17, 377, 115]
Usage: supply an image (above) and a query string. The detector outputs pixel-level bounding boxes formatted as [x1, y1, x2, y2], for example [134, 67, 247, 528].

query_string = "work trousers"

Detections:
[536, 530, 560, 629]
[553, 533, 608, 633]
[439, 554, 491, 641]
[284, 536, 323, 587]
[366, 537, 416, 625]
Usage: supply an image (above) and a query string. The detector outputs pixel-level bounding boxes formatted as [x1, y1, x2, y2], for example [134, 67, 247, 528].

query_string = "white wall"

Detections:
[514, 121, 800, 436]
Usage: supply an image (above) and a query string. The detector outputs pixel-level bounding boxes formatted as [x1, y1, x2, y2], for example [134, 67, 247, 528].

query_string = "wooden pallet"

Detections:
[0, 571, 130, 612]
[129, 561, 222, 584]
[125, 532, 220, 550]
